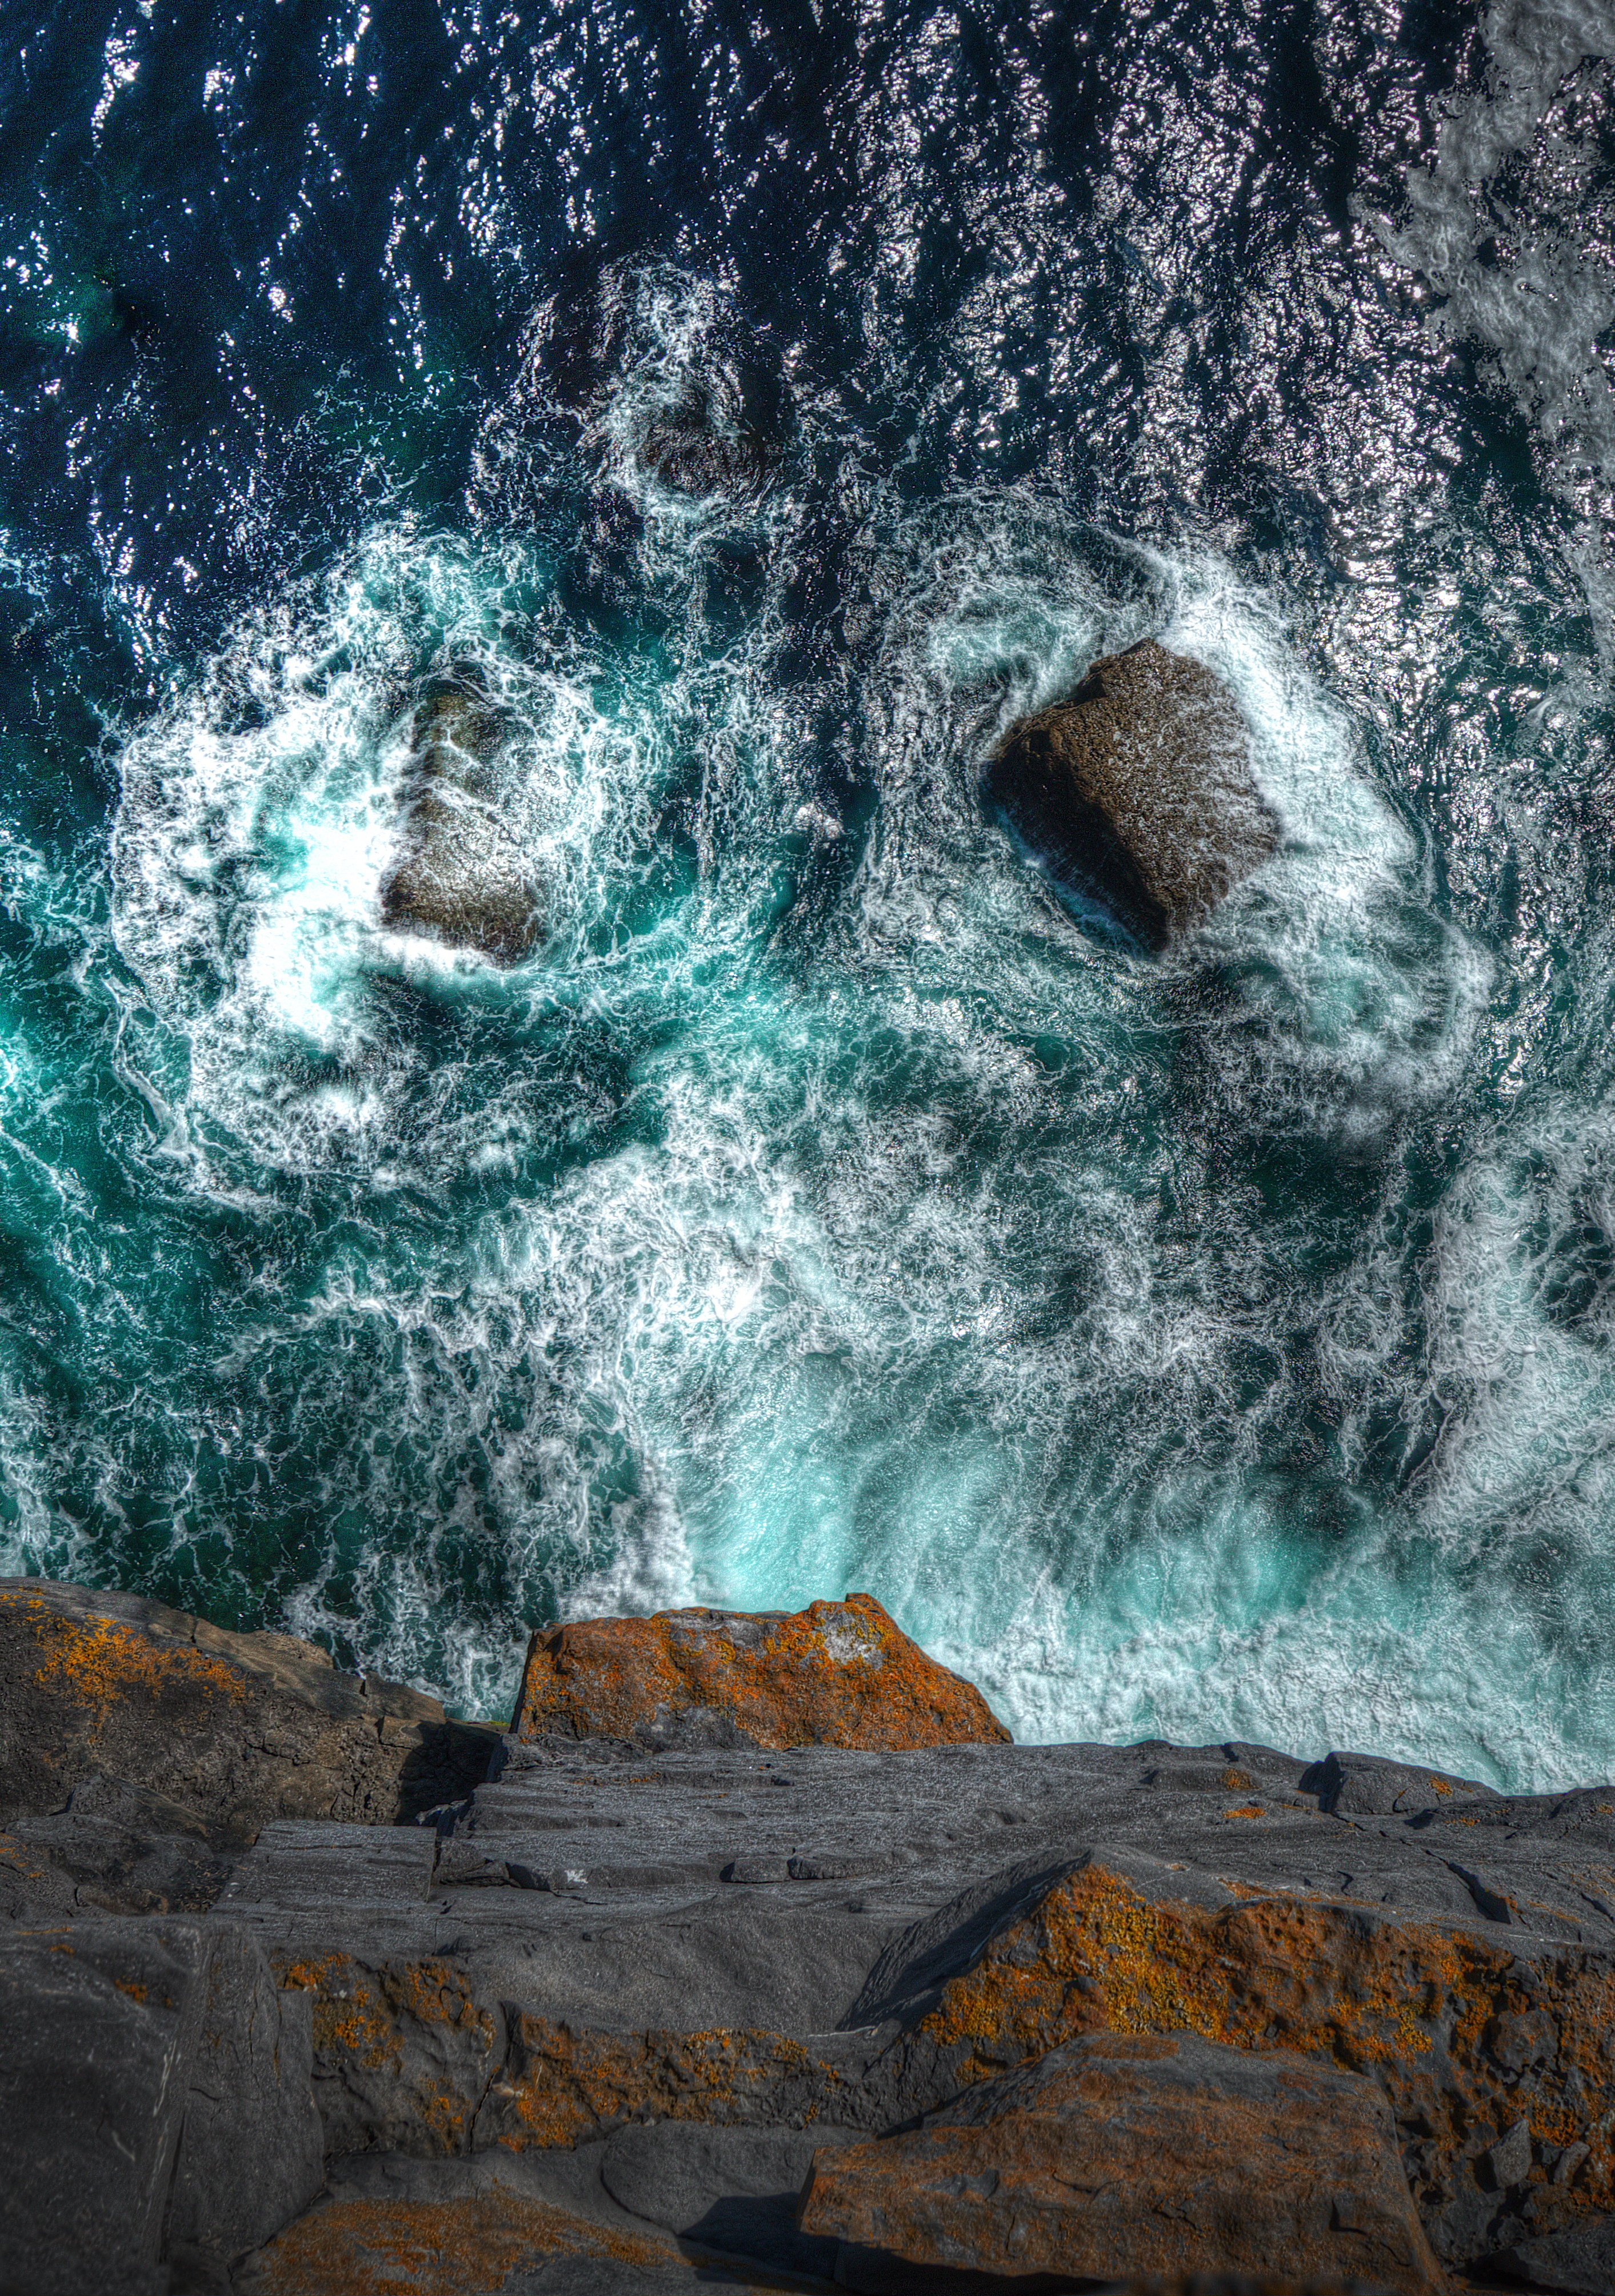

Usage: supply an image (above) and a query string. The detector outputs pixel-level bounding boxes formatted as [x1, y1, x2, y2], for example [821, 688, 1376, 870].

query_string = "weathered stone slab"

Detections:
[988, 638, 1280, 945]
[0, 1576, 498, 1836]
[798, 2030, 1444, 2290]
[599, 2121, 853, 2277]
[0, 1916, 320, 2294]
[0, 1921, 209, 2294]
[6, 1774, 235, 1921]
[511, 1594, 1011, 1752]
[853, 1847, 1615, 2243]
[165, 1924, 325, 2279]
[1301, 1748, 1499, 1818]
[234, 2149, 793, 2294]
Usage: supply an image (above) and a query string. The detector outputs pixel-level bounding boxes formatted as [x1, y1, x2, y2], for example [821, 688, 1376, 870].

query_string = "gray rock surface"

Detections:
[799, 2029, 1444, 2291]
[202, 1730, 1615, 2287]
[988, 638, 1280, 945]
[165, 1926, 324, 2283]
[0, 1918, 318, 2296]
[1492, 2218, 1615, 2293]
[10, 1636, 1615, 2292]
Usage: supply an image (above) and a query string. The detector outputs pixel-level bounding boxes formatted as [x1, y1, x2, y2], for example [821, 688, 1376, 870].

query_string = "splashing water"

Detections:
[2, 0, 1614, 1782]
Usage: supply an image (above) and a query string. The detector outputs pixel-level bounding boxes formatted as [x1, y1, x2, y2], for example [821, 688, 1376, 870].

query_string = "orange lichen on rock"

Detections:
[801, 2033, 1445, 2293]
[511, 1592, 1010, 1751]
[278, 1954, 501, 2155]
[479, 2012, 846, 2150]
[236, 2189, 681, 2296]
[898, 1861, 1615, 2205]
[8, 1591, 247, 1728]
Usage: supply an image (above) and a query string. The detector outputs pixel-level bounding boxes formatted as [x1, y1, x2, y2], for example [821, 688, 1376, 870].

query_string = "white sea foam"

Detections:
[83, 305, 1614, 1778]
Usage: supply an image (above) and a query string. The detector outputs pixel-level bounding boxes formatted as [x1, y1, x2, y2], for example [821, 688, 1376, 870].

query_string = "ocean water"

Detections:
[2, 0, 1614, 1786]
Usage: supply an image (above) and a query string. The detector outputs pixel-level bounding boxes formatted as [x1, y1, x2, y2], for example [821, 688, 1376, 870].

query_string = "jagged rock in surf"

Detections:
[639, 389, 771, 498]
[379, 685, 543, 965]
[988, 637, 1281, 946]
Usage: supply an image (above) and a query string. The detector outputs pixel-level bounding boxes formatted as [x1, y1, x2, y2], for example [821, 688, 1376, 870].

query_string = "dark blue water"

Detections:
[3, 0, 1614, 1782]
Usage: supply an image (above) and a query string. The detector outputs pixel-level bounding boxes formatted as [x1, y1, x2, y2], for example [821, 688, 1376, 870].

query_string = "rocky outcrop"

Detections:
[988, 638, 1281, 945]
[510, 1593, 1012, 1752]
[379, 683, 544, 964]
[6, 1579, 1615, 2293]
[0, 1577, 498, 1847]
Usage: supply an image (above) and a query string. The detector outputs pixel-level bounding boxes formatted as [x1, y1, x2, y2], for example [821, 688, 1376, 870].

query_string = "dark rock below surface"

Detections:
[5, 1582, 1615, 2293]
[639, 390, 772, 497]
[379, 684, 545, 964]
[988, 638, 1281, 945]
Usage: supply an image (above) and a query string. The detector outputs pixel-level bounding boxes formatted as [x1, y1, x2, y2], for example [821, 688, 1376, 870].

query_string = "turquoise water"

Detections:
[3, 0, 1615, 1784]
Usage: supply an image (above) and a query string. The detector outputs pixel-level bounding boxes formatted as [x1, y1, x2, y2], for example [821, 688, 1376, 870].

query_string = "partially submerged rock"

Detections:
[510, 1592, 1012, 1752]
[379, 685, 544, 964]
[798, 2029, 1444, 2291]
[988, 637, 1281, 945]
[0, 1576, 498, 1841]
[639, 388, 771, 498]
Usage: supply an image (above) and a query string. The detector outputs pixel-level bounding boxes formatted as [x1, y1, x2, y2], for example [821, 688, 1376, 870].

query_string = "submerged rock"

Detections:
[510, 1592, 1013, 1752]
[379, 685, 543, 965]
[988, 637, 1281, 945]
[639, 389, 772, 498]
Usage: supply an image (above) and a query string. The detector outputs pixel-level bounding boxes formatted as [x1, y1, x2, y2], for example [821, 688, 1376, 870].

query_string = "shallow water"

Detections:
[3, 0, 1614, 1782]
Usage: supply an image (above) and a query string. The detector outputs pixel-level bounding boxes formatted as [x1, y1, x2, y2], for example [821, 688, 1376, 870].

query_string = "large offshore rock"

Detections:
[988, 637, 1280, 945]
[0, 1918, 320, 2295]
[0, 1576, 498, 1838]
[798, 2029, 1444, 2291]
[379, 685, 544, 965]
[510, 1593, 1012, 1752]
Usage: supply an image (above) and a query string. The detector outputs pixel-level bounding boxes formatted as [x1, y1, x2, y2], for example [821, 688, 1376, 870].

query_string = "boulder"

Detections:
[510, 1593, 1012, 1752]
[379, 684, 544, 964]
[1299, 1747, 1498, 1818]
[1490, 2217, 1615, 2291]
[987, 638, 1280, 945]
[798, 2030, 1444, 2292]
[0, 1576, 498, 1838]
